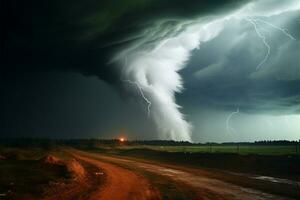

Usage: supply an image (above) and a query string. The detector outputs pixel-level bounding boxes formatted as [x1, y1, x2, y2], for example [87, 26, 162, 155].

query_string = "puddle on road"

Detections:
[226, 171, 300, 188]
[159, 168, 186, 175]
[253, 176, 300, 187]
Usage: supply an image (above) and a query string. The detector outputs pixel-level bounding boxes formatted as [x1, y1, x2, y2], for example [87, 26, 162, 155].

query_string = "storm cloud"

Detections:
[1, 0, 300, 141]
[181, 4, 300, 115]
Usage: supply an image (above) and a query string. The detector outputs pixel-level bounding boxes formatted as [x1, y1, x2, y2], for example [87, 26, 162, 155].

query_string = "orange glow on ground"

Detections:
[119, 137, 125, 142]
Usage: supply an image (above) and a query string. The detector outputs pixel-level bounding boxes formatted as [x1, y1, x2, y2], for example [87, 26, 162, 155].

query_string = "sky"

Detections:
[1, 0, 300, 142]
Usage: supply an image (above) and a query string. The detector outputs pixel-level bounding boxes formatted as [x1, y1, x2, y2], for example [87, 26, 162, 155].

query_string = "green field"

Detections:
[119, 145, 300, 155]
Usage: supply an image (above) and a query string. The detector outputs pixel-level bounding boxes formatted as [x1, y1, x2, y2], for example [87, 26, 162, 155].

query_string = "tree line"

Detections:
[0, 138, 299, 148]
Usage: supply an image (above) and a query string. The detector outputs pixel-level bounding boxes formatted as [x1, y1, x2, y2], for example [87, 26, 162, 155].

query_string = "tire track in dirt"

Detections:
[70, 151, 160, 200]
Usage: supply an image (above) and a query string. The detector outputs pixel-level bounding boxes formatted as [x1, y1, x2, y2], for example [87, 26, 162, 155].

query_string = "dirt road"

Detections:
[71, 152, 160, 200]
[69, 150, 295, 200]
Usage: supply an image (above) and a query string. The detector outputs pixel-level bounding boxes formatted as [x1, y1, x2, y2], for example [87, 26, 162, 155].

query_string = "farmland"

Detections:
[118, 144, 300, 155]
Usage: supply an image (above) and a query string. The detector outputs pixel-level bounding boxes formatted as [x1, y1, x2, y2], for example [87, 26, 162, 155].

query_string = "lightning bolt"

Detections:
[255, 19, 296, 40]
[121, 56, 152, 117]
[246, 17, 271, 70]
[123, 79, 152, 117]
[224, 18, 295, 134]
[226, 107, 240, 136]
[246, 17, 296, 70]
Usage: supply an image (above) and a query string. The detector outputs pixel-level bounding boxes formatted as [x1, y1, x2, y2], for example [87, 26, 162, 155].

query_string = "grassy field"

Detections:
[107, 144, 300, 181]
[118, 144, 300, 155]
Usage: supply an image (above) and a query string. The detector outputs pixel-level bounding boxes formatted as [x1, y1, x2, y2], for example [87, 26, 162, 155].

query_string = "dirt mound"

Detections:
[66, 159, 85, 179]
[40, 155, 62, 165]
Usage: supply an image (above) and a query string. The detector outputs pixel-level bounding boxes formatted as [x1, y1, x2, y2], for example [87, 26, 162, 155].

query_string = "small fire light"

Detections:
[119, 137, 125, 142]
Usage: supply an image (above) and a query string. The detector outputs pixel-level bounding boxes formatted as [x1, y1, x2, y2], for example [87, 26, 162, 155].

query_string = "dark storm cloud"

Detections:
[1, 0, 248, 84]
[0, 0, 250, 140]
[2, 0, 300, 141]
[0, 71, 156, 138]
[179, 9, 300, 115]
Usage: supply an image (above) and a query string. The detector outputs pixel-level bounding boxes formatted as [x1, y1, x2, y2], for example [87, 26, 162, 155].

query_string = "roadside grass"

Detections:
[109, 146, 300, 181]
[116, 144, 299, 155]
